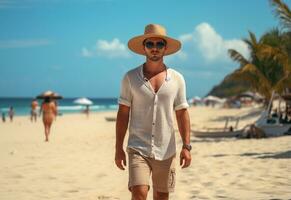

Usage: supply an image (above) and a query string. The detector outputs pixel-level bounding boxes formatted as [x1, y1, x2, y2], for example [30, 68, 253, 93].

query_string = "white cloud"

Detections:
[174, 22, 249, 63]
[81, 47, 94, 57]
[0, 39, 52, 48]
[82, 38, 130, 59]
[179, 34, 193, 43]
[194, 22, 249, 62]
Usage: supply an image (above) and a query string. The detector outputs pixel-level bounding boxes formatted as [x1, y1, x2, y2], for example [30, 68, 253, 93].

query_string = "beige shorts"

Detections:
[128, 149, 176, 193]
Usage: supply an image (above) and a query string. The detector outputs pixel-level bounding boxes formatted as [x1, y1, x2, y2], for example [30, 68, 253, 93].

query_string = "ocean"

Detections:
[0, 97, 118, 116]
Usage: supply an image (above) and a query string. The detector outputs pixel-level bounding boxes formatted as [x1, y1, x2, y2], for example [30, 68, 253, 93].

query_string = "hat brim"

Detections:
[128, 34, 181, 56]
[36, 91, 63, 99]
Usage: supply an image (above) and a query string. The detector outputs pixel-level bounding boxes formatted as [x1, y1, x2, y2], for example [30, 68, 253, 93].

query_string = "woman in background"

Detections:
[40, 97, 57, 142]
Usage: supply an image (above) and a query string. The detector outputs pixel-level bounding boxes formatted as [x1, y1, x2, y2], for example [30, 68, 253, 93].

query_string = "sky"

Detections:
[0, 0, 289, 98]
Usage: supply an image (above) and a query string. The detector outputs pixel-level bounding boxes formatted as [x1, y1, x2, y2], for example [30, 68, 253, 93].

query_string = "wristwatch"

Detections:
[182, 144, 192, 151]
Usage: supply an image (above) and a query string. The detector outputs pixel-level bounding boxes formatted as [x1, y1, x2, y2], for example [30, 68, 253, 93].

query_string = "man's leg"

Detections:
[128, 150, 151, 200]
[151, 155, 176, 200]
[131, 185, 148, 200]
[153, 189, 169, 200]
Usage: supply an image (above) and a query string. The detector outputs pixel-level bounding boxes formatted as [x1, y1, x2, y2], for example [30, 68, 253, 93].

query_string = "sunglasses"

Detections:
[144, 41, 166, 49]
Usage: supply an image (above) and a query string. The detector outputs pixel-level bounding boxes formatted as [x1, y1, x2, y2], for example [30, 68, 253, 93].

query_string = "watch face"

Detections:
[183, 144, 192, 151]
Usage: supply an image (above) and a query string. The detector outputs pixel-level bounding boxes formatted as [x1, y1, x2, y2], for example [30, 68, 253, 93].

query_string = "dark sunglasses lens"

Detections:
[156, 42, 165, 49]
[145, 42, 154, 49]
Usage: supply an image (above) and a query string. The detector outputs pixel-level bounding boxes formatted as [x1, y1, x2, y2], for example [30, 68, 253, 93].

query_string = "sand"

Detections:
[0, 106, 290, 200]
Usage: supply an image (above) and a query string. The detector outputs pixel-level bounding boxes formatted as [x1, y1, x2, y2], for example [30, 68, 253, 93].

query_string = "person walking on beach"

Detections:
[1, 111, 6, 123]
[40, 97, 57, 142]
[8, 106, 14, 122]
[30, 99, 38, 122]
[84, 105, 90, 117]
[115, 24, 191, 200]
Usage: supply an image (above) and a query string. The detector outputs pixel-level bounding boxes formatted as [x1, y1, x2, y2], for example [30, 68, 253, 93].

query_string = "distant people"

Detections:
[8, 106, 14, 122]
[271, 108, 279, 118]
[84, 105, 90, 117]
[1, 111, 5, 123]
[229, 126, 234, 132]
[245, 124, 266, 138]
[31, 99, 38, 122]
[40, 97, 57, 142]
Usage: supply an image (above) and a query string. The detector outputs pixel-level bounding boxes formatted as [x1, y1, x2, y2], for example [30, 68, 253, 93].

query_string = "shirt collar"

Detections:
[139, 64, 171, 82]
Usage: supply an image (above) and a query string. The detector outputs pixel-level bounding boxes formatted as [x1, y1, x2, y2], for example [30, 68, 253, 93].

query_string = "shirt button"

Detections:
[152, 122, 155, 125]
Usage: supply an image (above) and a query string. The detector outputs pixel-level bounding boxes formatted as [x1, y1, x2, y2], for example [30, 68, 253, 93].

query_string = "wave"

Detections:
[58, 104, 117, 111]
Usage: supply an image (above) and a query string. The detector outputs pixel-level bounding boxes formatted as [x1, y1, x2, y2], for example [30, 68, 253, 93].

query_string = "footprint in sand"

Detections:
[9, 149, 17, 155]
[97, 195, 120, 200]
[10, 174, 24, 179]
[96, 173, 107, 178]
[66, 189, 79, 193]
[47, 175, 57, 180]
[202, 181, 214, 187]
[215, 194, 228, 199]
[190, 189, 201, 195]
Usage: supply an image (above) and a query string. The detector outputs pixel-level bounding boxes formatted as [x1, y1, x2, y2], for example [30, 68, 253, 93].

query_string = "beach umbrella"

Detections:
[204, 95, 225, 103]
[36, 90, 63, 99]
[194, 96, 202, 101]
[73, 97, 93, 105]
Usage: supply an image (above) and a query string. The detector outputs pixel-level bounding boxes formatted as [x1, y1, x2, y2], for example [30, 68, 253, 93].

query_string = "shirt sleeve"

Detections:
[118, 74, 132, 107]
[174, 74, 189, 111]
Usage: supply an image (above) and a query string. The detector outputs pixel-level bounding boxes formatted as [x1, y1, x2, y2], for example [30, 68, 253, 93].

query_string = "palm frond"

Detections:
[248, 31, 258, 45]
[228, 49, 249, 66]
[273, 72, 291, 93]
[270, 0, 291, 30]
[242, 31, 258, 50]
[241, 63, 273, 90]
[257, 44, 291, 72]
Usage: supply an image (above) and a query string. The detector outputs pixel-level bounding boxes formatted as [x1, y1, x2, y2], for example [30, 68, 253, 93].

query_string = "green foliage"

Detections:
[209, 0, 291, 100]
[207, 76, 251, 98]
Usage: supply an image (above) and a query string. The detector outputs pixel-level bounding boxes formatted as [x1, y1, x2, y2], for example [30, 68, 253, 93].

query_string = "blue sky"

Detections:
[0, 0, 289, 98]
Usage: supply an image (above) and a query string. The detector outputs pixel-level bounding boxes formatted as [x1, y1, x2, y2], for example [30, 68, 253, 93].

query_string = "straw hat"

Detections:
[36, 90, 63, 99]
[128, 24, 181, 56]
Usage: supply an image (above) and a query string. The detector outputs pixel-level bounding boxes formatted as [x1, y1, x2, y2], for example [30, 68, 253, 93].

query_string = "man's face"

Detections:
[143, 37, 167, 62]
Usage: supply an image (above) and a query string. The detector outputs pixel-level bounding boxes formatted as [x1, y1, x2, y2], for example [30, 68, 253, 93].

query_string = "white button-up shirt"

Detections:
[118, 65, 189, 160]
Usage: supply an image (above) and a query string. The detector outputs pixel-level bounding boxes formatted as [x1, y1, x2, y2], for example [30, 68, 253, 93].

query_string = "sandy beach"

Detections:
[0, 106, 291, 200]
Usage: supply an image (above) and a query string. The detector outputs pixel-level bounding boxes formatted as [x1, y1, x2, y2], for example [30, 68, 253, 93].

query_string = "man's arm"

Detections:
[115, 104, 130, 170]
[175, 108, 191, 169]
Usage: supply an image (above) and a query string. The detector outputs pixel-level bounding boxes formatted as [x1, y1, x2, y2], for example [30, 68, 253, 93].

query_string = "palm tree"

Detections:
[265, 0, 291, 91]
[228, 30, 288, 102]
[227, 0, 291, 101]
[221, 0, 291, 105]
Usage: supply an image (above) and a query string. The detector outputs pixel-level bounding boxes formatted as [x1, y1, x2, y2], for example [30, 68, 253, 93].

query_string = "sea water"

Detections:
[0, 97, 118, 116]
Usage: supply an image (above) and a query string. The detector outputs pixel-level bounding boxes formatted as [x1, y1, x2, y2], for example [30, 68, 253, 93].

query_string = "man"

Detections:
[8, 106, 14, 122]
[115, 24, 191, 200]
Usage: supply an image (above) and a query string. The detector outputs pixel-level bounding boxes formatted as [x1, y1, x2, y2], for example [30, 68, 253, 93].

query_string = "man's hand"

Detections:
[180, 148, 191, 169]
[115, 148, 127, 170]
